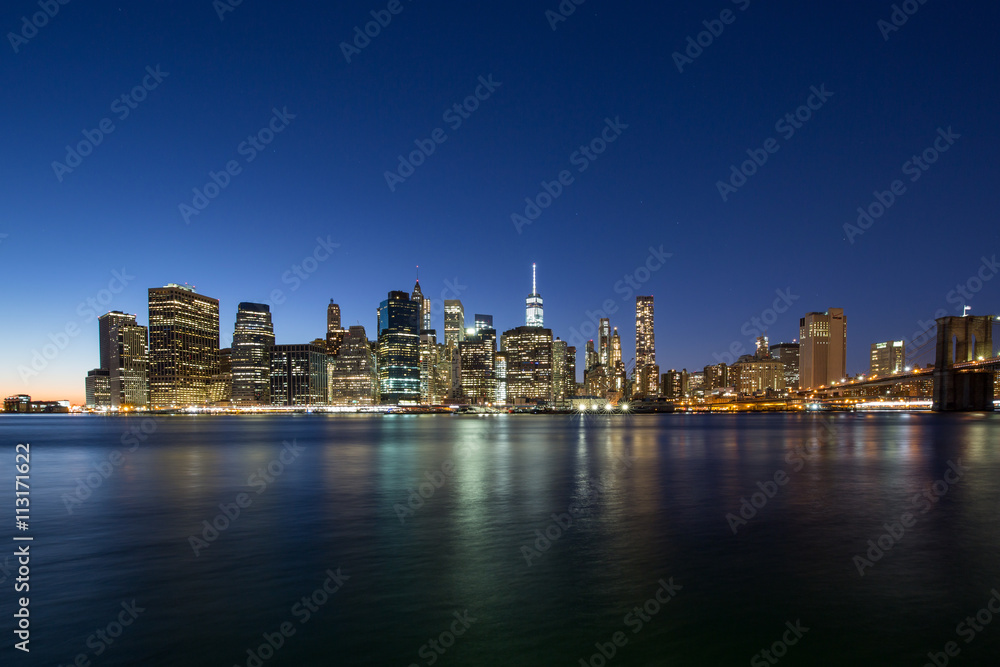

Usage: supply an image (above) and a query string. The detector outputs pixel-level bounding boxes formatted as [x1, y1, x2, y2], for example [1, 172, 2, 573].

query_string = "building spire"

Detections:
[532, 262, 537, 295]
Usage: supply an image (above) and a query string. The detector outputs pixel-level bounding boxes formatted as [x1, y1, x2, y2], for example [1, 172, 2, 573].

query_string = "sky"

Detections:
[2, 0, 999, 404]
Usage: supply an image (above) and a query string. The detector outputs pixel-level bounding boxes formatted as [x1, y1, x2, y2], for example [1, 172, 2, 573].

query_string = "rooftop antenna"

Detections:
[532, 262, 537, 294]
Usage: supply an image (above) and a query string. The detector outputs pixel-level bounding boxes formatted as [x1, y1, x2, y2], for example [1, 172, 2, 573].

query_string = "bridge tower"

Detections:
[932, 315, 994, 411]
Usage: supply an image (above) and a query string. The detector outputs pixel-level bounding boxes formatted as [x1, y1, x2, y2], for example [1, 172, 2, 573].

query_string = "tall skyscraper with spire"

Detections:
[525, 263, 543, 327]
[411, 269, 431, 331]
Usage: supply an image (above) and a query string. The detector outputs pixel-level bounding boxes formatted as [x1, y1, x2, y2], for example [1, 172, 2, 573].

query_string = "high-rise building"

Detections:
[553, 339, 568, 406]
[800, 308, 847, 390]
[411, 280, 432, 332]
[566, 345, 577, 400]
[85, 369, 111, 408]
[459, 328, 496, 404]
[870, 340, 905, 377]
[444, 300, 465, 348]
[661, 369, 686, 400]
[769, 343, 800, 390]
[232, 302, 275, 405]
[377, 291, 421, 404]
[732, 354, 787, 396]
[474, 314, 494, 332]
[585, 340, 598, 372]
[326, 300, 347, 356]
[418, 330, 447, 405]
[329, 326, 377, 405]
[704, 363, 730, 392]
[98, 311, 149, 408]
[148, 284, 220, 406]
[598, 319, 611, 367]
[270, 343, 328, 406]
[495, 351, 507, 405]
[500, 325, 553, 405]
[210, 348, 232, 403]
[525, 263, 544, 327]
[635, 296, 657, 398]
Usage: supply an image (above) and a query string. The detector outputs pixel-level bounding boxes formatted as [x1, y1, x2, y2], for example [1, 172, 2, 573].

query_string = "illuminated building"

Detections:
[566, 345, 577, 400]
[585, 340, 598, 372]
[800, 308, 847, 389]
[525, 263, 544, 327]
[411, 280, 432, 332]
[330, 326, 376, 405]
[634, 296, 657, 397]
[84, 372, 110, 408]
[598, 319, 611, 366]
[210, 348, 232, 404]
[769, 342, 800, 390]
[148, 284, 220, 407]
[553, 339, 568, 406]
[444, 300, 465, 348]
[474, 314, 494, 332]
[270, 343, 328, 406]
[418, 330, 448, 405]
[459, 327, 496, 404]
[500, 325, 553, 405]
[98, 311, 149, 408]
[870, 340, 905, 377]
[232, 302, 275, 405]
[704, 363, 730, 392]
[661, 369, 686, 400]
[495, 352, 507, 405]
[326, 300, 347, 356]
[732, 343, 787, 396]
[377, 291, 421, 404]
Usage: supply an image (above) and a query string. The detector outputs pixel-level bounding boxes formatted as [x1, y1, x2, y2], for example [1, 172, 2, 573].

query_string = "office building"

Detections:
[800, 308, 847, 390]
[598, 319, 611, 366]
[704, 363, 730, 392]
[870, 340, 905, 377]
[270, 342, 328, 406]
[444, 300, 465, 348]
[732, 354, 787, 396]
[458, 328, 496, 404]
[585, 340, 598, 372]
[326, 300, 347, 356]
[553, 339, 568, 406]
[84, 371, 110, 408]
[474, 314, 494, 332]
[770, 343, 800, 390]
[329, 326, 377, 405]
[495, 351, 508, 405]
[98, 311, 149, 408]
[148, 284, 220, 406]
[232, 302, 275, 405]
[210, 348, 232, 403]
[500, 325, 553, 405]
[377, 291, 421, 404]
[661, 369, 686, 400]
[525, 263, 544, 327]
[411, 280, 432, 332]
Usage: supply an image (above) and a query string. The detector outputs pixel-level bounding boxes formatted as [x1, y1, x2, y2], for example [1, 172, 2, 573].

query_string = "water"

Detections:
[2, 413, 1000, 666]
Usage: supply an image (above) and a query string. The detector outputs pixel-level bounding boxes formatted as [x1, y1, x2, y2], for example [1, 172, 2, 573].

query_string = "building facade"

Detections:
[799, 308, 846, 390]
[769, 342, 800, 391]
[377, 291, 421, 404]
[525, 263, 544, 327]
[270, 343, 328, 406]
[458, 328, 496, 404]
[98, 311, 149, 408]
[232, 302, 275, 405]
[329, 326, 376, 405]
[870, 340, 905, 377]
[500, 325, 553, 405]
[148, 284, 220, 406]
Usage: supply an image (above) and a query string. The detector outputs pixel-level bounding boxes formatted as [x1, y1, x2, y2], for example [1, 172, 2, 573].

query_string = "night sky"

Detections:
[3, 0, 999, 403]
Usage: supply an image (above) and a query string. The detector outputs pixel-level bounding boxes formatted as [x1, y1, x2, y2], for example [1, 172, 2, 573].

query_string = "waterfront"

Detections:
[3, 413, 1000, 665]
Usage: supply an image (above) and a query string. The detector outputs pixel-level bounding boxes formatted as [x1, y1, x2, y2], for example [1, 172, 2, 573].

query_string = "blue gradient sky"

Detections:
[2, 0, 999, 403]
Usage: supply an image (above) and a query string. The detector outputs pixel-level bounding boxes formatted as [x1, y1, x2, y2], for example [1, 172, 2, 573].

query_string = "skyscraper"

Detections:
[444, 300, 465, 348]
[598, 319, 611, 366]
[474, 314, 494, 332]
[412, 280, 432, 332]
[98, 311, 148, 408]
[326, 300, 347, 356]
[635, 296, 657, 398]
[458, 328, 496, 405]
[500, 325, 553, 405]
[148, 284, 220, 406]
[553, 338, 568, 406]
[585, 340, 598, 372]
[377, 291, 421, 404]
[232, 302, 275, 405]
[525, 263, 544, 327]
[799, 309, 847, 390]
[329, 326, 377, 405]
[270, 343, 328, 406]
